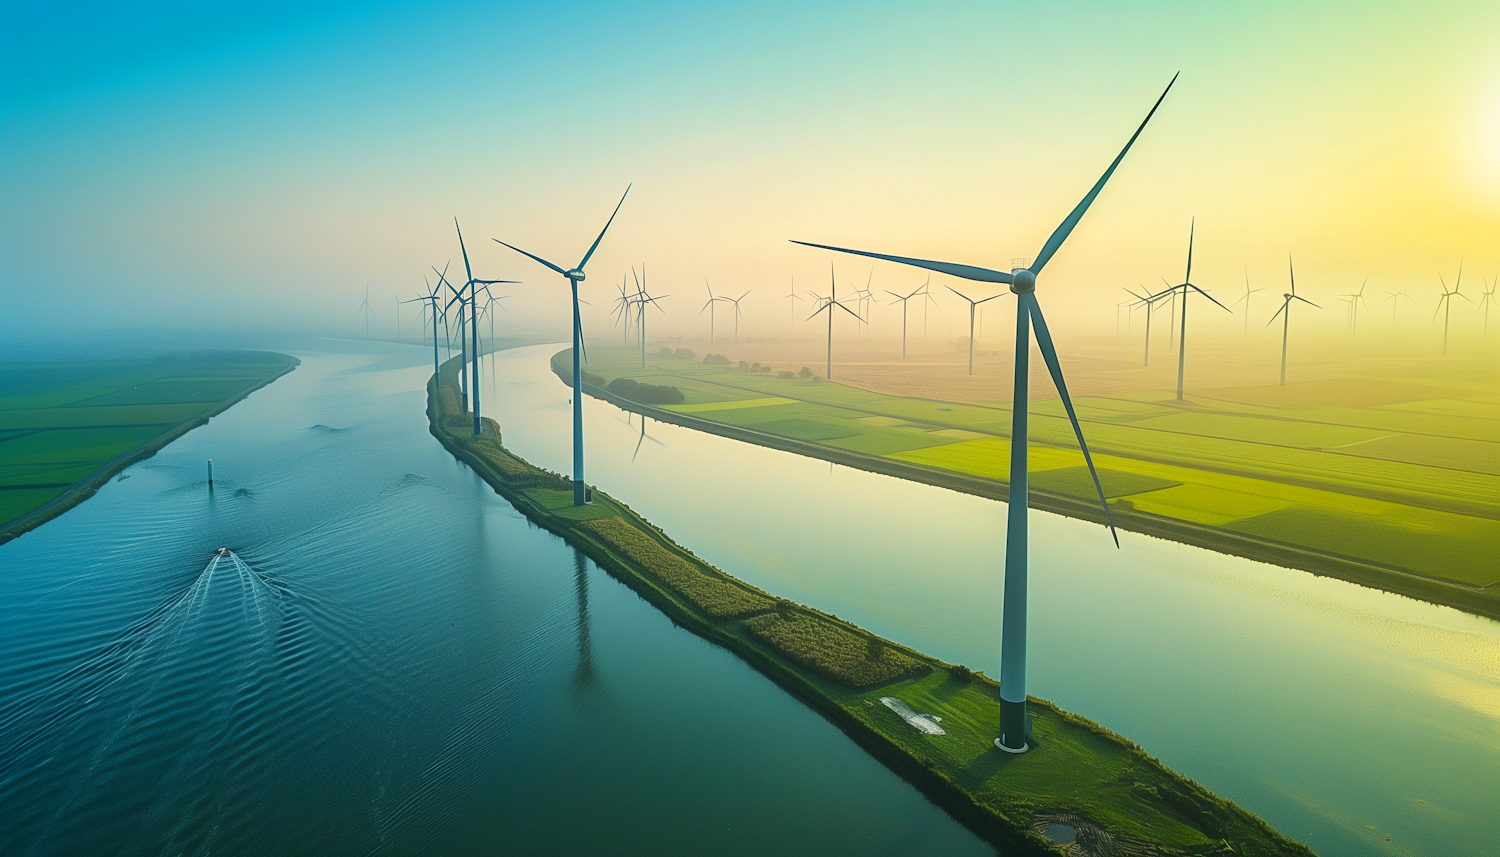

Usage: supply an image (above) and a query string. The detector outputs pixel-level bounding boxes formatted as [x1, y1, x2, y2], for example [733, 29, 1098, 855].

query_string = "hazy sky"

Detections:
[4, 1, 1500, 346]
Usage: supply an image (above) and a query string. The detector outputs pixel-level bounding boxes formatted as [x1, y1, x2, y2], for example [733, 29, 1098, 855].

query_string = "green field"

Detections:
[0, 352, 297, 537]
[430, 356, 1312, 856]
[570, 346, 1500, 608]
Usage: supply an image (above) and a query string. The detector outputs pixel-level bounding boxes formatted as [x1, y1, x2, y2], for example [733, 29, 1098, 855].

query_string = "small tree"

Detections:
[798, 367, 813, 379]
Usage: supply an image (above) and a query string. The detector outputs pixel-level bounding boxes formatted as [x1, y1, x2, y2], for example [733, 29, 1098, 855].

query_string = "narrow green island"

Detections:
[565, 346, 1500, 621]
[0, 350, 298, 543]
[427, 355, 1313, 856]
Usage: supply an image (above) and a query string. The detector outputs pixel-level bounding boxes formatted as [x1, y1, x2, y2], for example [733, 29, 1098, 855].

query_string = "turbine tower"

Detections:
[1269, 254, 1320, 385]
[946, 285, 1004, 376]
[805, 263, 863, 379]
[1151, 218, 1230, 401]
[1435, 262, 1470, 356]
[494, 185, 631, 506]
[792, 73, 1175, 753]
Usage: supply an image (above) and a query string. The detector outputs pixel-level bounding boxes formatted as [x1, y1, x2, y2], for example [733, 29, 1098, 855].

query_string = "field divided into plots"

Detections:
[0, 353, 296, 532]
[576, 346, 1500, 598]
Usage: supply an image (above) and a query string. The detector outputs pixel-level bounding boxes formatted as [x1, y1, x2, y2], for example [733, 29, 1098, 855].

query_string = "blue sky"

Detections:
[4, 2, 1499, 343]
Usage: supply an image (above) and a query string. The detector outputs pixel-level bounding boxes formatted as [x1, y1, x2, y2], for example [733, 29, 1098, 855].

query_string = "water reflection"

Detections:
[572, 546, 596, 691]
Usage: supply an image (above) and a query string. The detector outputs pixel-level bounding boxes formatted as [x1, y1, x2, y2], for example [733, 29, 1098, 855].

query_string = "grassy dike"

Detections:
[427, 355, 1313, 857]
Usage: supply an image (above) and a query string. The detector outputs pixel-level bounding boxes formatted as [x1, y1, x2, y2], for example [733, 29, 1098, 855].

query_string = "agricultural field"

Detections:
[0, 352, 297, 535]
[573, 343, 1500, 607]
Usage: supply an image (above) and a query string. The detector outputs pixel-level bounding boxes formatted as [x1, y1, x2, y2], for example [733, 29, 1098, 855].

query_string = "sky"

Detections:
[4, 0, 1500, 348]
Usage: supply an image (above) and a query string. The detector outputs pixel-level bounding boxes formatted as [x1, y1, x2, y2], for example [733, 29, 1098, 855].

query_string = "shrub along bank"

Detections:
[428, 355, 1314, 857]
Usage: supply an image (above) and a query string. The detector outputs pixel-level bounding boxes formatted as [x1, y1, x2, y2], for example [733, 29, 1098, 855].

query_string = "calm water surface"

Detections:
[0, 341, 991, 856]
[484, 343, 1500, 857]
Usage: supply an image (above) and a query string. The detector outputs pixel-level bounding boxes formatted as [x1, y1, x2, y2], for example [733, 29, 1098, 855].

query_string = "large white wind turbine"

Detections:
[793, 74, 1176, 752]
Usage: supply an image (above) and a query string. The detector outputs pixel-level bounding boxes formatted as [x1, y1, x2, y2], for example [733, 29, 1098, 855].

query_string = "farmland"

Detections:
[0, 351, 298, 539]
[569, 341, 1500, 617]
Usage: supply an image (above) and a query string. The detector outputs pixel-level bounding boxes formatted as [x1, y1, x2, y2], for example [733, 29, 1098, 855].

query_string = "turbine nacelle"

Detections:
[1010, 269, 1036, 294]
[566, 269, 586, 282]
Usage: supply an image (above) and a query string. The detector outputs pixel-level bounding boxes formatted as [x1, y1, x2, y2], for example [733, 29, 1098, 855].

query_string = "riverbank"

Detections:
[561, 348, 1500, 621]
[0, 351, 299, 545]
[428, 354, 1313, 857]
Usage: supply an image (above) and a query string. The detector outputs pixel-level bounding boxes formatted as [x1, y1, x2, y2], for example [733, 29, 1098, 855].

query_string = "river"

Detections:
[0, 341, 993, 856]
[482, 343, 1500, 857]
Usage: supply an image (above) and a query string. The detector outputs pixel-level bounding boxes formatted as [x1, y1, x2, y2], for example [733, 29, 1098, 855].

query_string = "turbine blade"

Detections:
[834, 300, 863, 322]
[1184, 216, 1195, 285]
[1029, 73, 1178, 275]
[1292, 295, 1320, 308]
[493, 239, 567, 276]
[1026, 294, 1118, 546]
[1267, 301, 1287, 325]
[1189, 284, 1232, 312]
[578, 184, 632, 271]
[790, 241, 1014, 284]
[945, 284, 975, 303]
[455, 218, 474, 282]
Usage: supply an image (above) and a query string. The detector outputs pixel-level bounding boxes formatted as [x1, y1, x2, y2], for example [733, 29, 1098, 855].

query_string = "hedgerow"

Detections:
[580, 517, 772, 619]
[741, 612, 929, 688]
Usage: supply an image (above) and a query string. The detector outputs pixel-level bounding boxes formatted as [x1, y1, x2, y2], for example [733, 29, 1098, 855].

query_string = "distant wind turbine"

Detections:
[494, 184, 631, 506]
[357, 287, 376, 338]
[1151, 218, 1230, 401]
[1479, 276, 1497, 339]
[633, 266, 668, 368]
[1269, 254, 1320, 385]
[1230, 268, 1265, 335]
[884, 282, 927, 359]
[946, 285, 1004, 376]
[1435, 262, 1471, 355]
[805, 263, 863, 379]
[701, 281, 731, 348]
[404, 278, 443, 382]
[1124, 285, 1167, 367]
[792, 72, 1173, 753]
[1384, 287, 1412, 328]
[725, 290, 751, 344]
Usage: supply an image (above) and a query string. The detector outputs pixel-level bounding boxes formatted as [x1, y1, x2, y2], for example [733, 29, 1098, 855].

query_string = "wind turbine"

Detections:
[447, 219, 519, 437]
[612, 278, 635, 345]
[701, 281, 731, 348]
[725, 290, 751, 344]
[357, 287, 376, 338]
[494, 185, 631, 506]
[792, 73, 1175, 752]
[1479, 276, 1497, 339]
[884, 282, 927, 359]
[1385, 284, 1413, 328]
[480, 291, 511, 362]
[1124, 285, 1166, 366]
[633, 266, 668, 368]
[1151, 218, 1230, 401]
[805, 263, 863, 379]
[1230, 269, 1265, 335]
[946, 285, 1004, 375]
[1435, 262, 1471, 355]
[784, 275, 803, 331]
[1269, 254, 1320, 385]
[920, 278, 938, 338]
[404, 278, 443, 382]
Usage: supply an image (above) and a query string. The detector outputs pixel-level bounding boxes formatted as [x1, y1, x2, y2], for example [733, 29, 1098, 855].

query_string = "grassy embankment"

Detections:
[428, 355, 1311, 857]
[571, 346, 1500, 620]
[0, 351, 298, 543]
